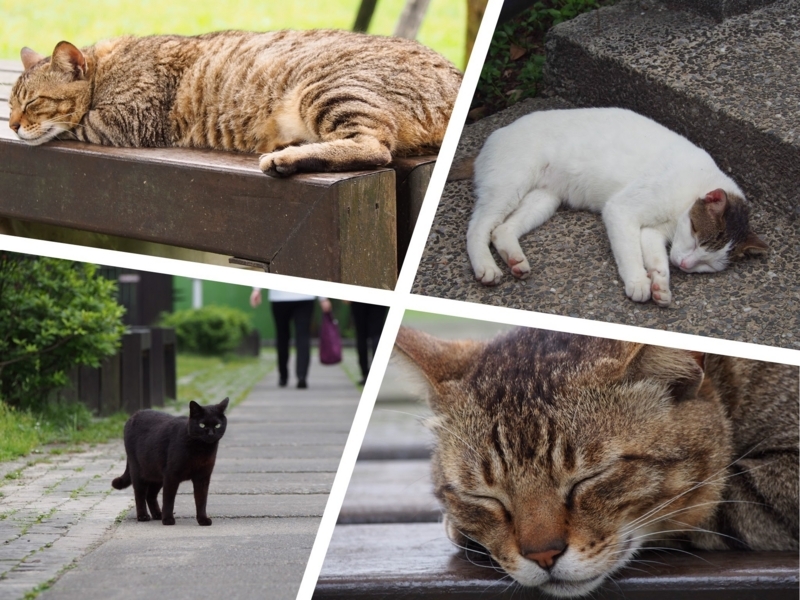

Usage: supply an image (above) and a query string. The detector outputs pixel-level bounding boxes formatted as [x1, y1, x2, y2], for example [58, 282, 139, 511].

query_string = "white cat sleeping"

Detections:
[463, 107, 768, 306]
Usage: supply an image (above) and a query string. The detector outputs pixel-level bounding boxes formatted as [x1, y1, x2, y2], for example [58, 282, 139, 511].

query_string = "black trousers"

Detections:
[350, 302, 388, 378]
[270, 300, 315, 382]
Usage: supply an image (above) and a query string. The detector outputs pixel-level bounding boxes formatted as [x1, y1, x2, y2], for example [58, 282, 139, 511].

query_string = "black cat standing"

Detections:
[112, 398, 229, 526]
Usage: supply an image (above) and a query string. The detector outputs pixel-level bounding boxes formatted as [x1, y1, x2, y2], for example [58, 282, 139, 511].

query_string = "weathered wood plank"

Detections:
[0, 60, 19, 71]
[392, 155, 435, 270]
[0, 134, 398, 287]
[0, 70, 18, 85]
[315, 523, 800, 599]
[339, 460, 439, 524]
[358, 403, 433, 460]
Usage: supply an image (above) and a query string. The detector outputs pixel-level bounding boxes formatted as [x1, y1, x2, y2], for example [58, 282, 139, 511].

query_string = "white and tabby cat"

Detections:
[464, 108, 768, 306]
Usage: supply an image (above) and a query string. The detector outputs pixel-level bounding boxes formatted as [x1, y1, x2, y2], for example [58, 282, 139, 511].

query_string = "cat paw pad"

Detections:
[508, 257, 531, 279]
[161, 516, 176, 526]
[197, 516, 213, 526]
[649, 270, 672, 307]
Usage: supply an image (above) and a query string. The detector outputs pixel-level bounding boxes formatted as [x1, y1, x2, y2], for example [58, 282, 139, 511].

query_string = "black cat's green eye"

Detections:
[199, 423, 205, 429]
[215, 424, 221, 429]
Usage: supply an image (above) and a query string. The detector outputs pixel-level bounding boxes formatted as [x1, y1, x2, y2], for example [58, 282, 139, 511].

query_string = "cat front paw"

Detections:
[197, 516, 212, 526]
[649, 271, 672, 307]
[259, 151, 299, 177]
[507, 256, 531, 280]
[161, 515, 176, 526]
[473, 262, 503, 286]
[150, 510, 162, 520]
[137, 514, 151, 522]
[625, 276, 651, 303]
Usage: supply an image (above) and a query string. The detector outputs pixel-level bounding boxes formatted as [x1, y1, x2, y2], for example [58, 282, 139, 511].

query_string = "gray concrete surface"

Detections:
[546, 0, 800, 219]
[412, 97, 800, 349]
[0, 350, 362, 600]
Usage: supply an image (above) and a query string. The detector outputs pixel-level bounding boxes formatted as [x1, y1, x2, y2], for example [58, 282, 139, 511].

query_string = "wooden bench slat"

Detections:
[0, 71, 17, 86]
[339, 460, 439, 524]
[315, 523, 800, 599]
[0, 60, 20, 71]
[0, 135, 399, 287]
[358, 403, 433, 460]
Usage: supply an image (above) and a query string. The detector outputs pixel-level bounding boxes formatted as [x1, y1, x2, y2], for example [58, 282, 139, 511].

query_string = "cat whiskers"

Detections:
[620, 447, 774, 535]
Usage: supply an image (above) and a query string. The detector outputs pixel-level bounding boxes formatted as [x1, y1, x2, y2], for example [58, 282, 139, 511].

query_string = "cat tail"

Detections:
[447, 156, 475, 182]
[112, 463, 131, 490]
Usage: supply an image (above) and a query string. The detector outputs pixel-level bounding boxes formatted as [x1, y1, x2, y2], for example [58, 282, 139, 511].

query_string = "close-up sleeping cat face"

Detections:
[393, 326, 790, 598]
[8, 43, 91, 145]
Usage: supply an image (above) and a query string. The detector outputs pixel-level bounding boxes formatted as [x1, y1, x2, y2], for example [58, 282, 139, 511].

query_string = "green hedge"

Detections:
[160, 305, 253, 355]
[0, 253, 126, 409]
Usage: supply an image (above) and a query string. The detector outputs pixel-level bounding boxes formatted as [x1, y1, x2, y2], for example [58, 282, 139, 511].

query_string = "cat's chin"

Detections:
[17, 124, 66, 146]
[538, 574, 607, 598]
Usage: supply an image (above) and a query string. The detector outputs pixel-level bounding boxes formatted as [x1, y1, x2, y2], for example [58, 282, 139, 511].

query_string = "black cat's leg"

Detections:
[192, 476, 212, 526]
[160, 477, 180, 525]
[145, 482, 163, 520]
[131, 475, 151, 522]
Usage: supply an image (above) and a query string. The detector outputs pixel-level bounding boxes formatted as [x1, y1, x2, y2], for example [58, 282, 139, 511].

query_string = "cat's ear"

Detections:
[189, 400, 204, 418]
[394, 327, 483, 386]
[703, 189, 728, 218]
[217, 398, 230, 413]
[20, 47, 44, 70]
[50, 41, 87, 80]
[738, 231, 769, 257]
[621, 344, 705, 403]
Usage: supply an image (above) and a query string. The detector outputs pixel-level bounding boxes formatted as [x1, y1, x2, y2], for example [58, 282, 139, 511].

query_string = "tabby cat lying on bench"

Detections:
[9, 30, 461, 176]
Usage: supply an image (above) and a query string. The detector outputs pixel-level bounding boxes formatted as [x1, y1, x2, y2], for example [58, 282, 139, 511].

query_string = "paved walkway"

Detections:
[0, 350, 361, 600]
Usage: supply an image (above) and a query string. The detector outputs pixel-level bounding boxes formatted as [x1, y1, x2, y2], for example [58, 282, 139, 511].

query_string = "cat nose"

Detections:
[9, 120, 20, 133]
[522, 540, 567, 570]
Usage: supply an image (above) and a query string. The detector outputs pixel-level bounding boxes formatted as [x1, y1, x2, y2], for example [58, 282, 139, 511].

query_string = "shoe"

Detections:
[297, 379, 308, 389]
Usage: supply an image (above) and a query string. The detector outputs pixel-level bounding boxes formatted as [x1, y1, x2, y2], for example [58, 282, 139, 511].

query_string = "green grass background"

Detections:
[0, 0, 466, 67]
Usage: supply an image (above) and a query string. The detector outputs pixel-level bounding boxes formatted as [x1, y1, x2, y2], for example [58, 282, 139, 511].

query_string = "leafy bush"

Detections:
[0, 253, 126, 409]
[160, 305, 252, 355]
[472, 0, 608, 117]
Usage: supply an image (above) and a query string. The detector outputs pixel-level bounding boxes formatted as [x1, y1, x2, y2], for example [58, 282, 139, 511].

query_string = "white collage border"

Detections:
[0, 1, 797, 598]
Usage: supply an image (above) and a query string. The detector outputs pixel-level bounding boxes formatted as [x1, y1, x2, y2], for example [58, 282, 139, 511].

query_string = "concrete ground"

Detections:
[412, 97, 800, 349]
[0, 350, 362, 600]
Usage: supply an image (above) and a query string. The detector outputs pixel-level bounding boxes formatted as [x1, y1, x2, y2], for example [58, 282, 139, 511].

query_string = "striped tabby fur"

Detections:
[9, 30, 462, 175]
[395, 326, 799, 598]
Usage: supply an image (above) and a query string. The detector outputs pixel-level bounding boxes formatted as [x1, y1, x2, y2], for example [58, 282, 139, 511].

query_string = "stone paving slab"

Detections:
[40, 518, 318, 600]
[412, 97, 800, 349]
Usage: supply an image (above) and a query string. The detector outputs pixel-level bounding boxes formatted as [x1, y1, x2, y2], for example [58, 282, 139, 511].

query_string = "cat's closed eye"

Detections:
[565, 471, 605, 509]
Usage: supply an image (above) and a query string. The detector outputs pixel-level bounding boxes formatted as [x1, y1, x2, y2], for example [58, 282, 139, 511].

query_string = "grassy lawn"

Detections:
[0, 0, 467, 67]
[0, 351, 276, 463]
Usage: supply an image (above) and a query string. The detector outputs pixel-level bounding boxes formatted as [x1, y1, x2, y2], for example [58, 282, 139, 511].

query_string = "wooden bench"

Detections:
[316, 386, 800, 598]
[0, 60, 435, 289]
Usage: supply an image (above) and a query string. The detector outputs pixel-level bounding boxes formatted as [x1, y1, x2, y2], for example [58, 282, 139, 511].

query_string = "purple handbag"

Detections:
[319, 312, 342, 365]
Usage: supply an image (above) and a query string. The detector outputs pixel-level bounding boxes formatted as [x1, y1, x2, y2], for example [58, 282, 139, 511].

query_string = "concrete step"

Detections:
[545, 0, 800, 218]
